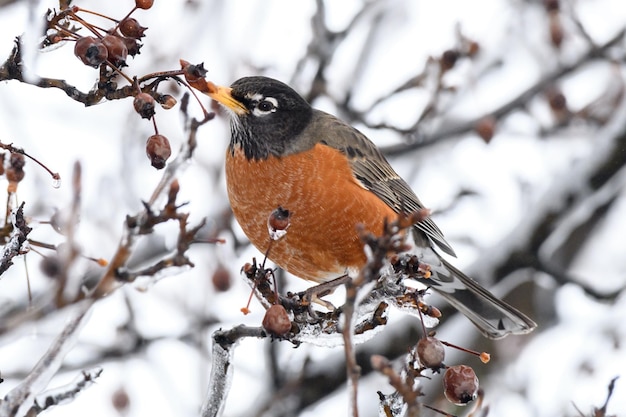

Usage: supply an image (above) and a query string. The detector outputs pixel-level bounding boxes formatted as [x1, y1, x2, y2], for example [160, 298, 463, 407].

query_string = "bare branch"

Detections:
[25, 368, 103, 417]
[0, 202, 31, 276]
[0, 300, 94, 417]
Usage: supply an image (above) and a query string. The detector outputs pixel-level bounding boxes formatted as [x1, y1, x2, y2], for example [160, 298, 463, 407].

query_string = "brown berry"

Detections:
[181, 61, 207, 83]
[6, 153, 25, 187]
[119, 18, 147, 39]
[211, 264, 231, 292]
[549, 13, 564, 48]
[158, 94, 177, 110]
[74, 36, 108, 67]
[262, 304, 291, 336]
[417, 336, 445, 370]
[135, 0, 154, 9]
[267, 206, 290, 240]
[443, 365, 479, 405]
[543, 0, 559, 12]
[466, 41, 480, 57]
[120, 36, 142, 57]
[101, 35, 128, 67]
[9, 153, 25, 170]
[419, 303, 442, 319]
[40, 255, 62, 278]
[440, 49, 459, 72]
[474, 116, 497, 143]
[546, 87, 567, 111]
[133, 92, 156, 119]
[242, 262, 257, 279]
[145, 134, 171, 169]
[111, 387, 130, 413]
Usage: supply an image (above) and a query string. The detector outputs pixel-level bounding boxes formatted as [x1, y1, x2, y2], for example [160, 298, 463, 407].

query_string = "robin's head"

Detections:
[209, 76, 313, 160]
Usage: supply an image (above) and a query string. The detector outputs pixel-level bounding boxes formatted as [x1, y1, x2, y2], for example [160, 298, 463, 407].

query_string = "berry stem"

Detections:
[104, 61, 135, 85]
[72, 6, 120, 23]
[440, 340, 490, 363]
[67, 10, 104, 39]
[151, 115, 159, 134]
[52, 26, 81, 40]
[112, 7, 138, 34]
[421, 403, 456, 416]
[0, 143, 60, 184]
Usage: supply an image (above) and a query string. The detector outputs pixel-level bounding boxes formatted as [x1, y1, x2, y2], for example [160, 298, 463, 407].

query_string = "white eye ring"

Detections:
[252, 97, 278, 116]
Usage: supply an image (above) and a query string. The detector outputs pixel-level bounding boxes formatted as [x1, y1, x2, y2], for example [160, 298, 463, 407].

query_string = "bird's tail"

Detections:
[423, 251, 536, 339]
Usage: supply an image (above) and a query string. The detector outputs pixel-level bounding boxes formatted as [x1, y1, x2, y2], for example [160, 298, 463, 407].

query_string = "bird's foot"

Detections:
[301, 274, 351, 312]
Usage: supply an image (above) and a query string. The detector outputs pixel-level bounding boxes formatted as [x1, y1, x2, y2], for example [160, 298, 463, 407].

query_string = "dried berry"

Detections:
[133, 92, 156, 119]
[440, 49, 459, 72]
[111, 387, 130, 413]
[181, 60, 207, 83]
[474, 116, 497, 143]
[6, 153, 25, 188]
[546, 87, 567, 111]
[135, 0, 154, 9]
[543, 0, 559, 12]
[443, 365, 479, 405]
[101, 34, 128, 67]
[267, 206, 290, 240]
[549, 14, 564, 48]
[419, 302, 442, 319]
[74, 36, 108, 67]
[9, 153, 25, 170]
[212, 264, 231, 292]
[40, 255, 62, 278]
[242, 262, 256, 279]
[120, 36, 142, 57]
[262, 304, 291, 336]
[417, 336, 445, 370]
[119, 18, 147, 39]
[179, 60, 217, 94]
[466, 40, 480, 57]
[158, 94, 177, 110]
[145, 134, 171, 169]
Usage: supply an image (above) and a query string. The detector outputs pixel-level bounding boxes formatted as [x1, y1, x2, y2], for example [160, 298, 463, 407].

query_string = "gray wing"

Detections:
[310, 110, 457, 257]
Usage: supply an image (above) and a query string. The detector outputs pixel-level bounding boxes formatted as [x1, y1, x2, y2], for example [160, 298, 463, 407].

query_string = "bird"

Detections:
[205, 76, 536, 339]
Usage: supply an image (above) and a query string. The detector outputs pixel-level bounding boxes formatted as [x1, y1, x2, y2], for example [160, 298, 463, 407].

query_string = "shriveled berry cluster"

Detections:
[413, 332, 489, 406]
[0, 144, 61, 195]
[50, 1, 153, 70]
[42, 1, 218, 171]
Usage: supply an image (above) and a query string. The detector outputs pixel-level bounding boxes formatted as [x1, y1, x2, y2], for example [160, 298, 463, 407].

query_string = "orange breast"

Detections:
[226, 144, 397, 283]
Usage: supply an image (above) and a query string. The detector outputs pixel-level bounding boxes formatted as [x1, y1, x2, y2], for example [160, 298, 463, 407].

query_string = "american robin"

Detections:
[205, 76, 536, 339]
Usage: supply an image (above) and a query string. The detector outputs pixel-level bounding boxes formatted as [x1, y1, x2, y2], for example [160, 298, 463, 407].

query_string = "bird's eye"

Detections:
[258, 100, 275, 112]
[251, 97, 278, 116]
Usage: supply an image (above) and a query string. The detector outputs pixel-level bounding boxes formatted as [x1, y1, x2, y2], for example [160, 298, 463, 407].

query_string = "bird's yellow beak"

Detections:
[208, 86, 248, 115]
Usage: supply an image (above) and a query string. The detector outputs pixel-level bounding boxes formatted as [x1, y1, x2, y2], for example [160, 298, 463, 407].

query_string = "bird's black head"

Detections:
[209, 76, 313, 160]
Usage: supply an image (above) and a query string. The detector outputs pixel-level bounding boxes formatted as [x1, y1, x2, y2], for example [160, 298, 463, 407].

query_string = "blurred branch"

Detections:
[465, 91, 626, 303]
[0, 0, 20, 8]
[292, 0, 383, 102]
[25, 368, 103, 417]
[92, 102, 213, 298]
[0, 39, 134, 106]
[0, 300, 93, 417]
[380, 27, 626, 155]
[573, 376, 619, 417]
